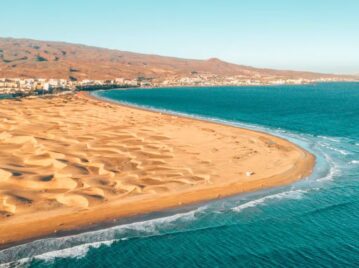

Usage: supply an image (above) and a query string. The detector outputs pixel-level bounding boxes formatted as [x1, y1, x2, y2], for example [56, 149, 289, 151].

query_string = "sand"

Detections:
[0, 92, 314, 248]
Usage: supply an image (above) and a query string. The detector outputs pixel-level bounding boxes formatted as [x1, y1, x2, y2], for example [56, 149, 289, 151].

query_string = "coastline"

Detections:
[0, 91, 315, 250]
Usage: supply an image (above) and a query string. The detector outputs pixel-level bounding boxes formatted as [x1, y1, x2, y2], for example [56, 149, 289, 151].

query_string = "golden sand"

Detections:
[0, 92, 314, 247]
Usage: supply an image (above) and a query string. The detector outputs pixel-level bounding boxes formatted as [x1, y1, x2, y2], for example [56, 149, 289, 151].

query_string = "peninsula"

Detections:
[0, 92, 314, 248]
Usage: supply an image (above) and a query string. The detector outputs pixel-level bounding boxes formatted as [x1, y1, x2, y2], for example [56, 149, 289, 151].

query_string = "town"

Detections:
[0, 74, 352, 97]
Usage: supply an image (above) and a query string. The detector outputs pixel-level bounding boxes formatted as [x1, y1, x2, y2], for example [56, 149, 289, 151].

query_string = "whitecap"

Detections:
[232, 189, 307, 212]
[0, 205, 206, 265]
[318, 136, 342, 143]
[35, 240, 115, 261]
[0, 258, 30, 268]
[0, 240, 115, 267]
[316, 152, 340, 182]
[108, 205, 205, 234]
[318, 142, 350, 156]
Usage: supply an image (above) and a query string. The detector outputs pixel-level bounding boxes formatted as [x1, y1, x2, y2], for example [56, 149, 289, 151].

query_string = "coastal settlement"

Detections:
[0, 75, 351, 97]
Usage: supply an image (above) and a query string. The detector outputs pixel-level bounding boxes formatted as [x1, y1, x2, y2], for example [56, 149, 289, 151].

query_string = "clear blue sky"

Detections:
[1, 0, 358, 74]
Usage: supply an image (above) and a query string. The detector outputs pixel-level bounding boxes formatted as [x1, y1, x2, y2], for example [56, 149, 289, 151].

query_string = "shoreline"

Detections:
[89, 90, 305, 149]
[0, 91, 315, 250]
[1, 80, 359, 100]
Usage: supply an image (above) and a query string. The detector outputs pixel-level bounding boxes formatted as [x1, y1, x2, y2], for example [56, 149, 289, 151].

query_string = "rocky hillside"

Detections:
[0, 38, 350, 81]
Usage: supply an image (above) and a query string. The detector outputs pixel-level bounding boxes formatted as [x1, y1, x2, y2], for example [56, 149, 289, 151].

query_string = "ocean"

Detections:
[1, 83, 359, 267]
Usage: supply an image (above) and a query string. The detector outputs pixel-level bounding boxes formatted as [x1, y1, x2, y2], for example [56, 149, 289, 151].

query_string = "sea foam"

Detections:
[0, 206, 206, 265]
[232, 189, 307, 212]
[35, 240, 115, 261]
[0, 240, 116, 267]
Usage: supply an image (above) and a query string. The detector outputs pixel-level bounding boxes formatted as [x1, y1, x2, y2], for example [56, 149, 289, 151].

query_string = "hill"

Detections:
[0, 38, 351, 81]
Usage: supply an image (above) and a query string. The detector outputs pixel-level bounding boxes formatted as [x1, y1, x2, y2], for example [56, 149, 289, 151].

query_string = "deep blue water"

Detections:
[1, 83, 359, 267]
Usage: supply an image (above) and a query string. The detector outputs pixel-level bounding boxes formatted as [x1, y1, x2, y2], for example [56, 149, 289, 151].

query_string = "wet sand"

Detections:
[0, 92, 315, 248]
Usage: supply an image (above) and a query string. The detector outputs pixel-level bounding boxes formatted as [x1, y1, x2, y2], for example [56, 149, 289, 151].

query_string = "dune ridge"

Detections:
[0, 92, 314, 248]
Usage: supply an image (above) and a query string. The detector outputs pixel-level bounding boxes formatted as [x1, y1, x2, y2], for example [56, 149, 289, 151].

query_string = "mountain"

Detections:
[0, 38, 352, 81]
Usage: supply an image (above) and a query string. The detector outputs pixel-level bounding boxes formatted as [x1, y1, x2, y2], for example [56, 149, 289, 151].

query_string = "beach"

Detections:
[0, 92, 314, 248]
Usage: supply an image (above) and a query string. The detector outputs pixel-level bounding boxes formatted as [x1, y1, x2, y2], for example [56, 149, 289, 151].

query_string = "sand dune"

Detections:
[0, 92, 314, 247]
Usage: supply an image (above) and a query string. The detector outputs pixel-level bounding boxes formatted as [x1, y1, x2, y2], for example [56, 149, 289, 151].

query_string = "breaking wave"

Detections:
[232, 189, 307, 212]
[0, 206, 206, 265]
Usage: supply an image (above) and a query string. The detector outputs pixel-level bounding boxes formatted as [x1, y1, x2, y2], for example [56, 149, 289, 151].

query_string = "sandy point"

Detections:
[0, 92, 315, 248]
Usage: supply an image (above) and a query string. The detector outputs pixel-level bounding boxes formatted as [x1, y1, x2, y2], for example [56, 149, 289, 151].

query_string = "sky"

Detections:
[1, 0, 358, 74]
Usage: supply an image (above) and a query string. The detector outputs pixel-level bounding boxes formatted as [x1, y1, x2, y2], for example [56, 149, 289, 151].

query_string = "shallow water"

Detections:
[1, 83, 359, 267]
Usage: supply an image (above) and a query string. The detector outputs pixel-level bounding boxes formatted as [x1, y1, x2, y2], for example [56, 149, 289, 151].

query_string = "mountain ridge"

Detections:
[0, 37, 353, 81]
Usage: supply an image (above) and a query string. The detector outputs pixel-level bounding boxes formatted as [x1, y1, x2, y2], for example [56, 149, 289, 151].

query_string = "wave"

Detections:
[0, 206, 206, 264]
[0, 240, 116, 267]
[105, 205, 205, 234]
[35, 240, 115, 261]
[350, 160, 359, 164]
[316, 151, 340, 182]
[232, 189, 307, 212]
[318, 136, 342, 143]
[318, 142, 350, 156]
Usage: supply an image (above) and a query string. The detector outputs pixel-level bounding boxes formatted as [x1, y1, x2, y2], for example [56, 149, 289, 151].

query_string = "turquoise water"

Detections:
[0, 95, 13, 99]
[1, 83, 359, 267]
